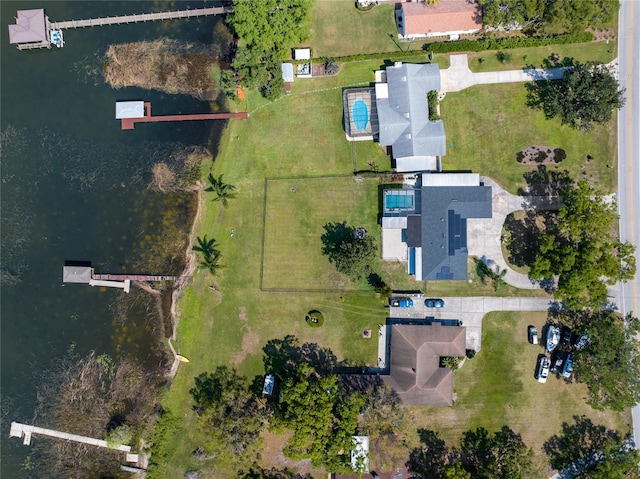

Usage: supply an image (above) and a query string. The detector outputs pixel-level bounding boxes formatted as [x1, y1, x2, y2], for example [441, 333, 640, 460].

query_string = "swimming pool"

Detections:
[385, 192, 414, 210]
[352, 98, 369, 131]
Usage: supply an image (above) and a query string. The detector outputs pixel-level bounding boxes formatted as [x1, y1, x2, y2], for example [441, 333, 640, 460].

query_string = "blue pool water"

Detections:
[385, 193, 414, 209]
[352, 98, 369, 131]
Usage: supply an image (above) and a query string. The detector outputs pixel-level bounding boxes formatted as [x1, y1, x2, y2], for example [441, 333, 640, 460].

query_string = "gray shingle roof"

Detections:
[420, 185, 492, 280]
[377, 63, 446, 158]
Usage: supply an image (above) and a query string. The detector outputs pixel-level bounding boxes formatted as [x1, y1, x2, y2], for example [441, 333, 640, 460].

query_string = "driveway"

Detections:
[441, 54, 567, 93]
[389, 296, 556, 352]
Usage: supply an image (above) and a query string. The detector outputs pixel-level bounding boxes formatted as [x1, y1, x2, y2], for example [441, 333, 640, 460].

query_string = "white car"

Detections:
[546, 325, 560, 352]
[536, 355, 551, 383]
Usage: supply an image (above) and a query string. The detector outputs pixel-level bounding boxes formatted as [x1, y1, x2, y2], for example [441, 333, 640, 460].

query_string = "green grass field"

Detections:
[467, 41, 616, 72]
[154, 38, 622, 477]
[408, 311, 630, 476]
[440, 83, 617, 193]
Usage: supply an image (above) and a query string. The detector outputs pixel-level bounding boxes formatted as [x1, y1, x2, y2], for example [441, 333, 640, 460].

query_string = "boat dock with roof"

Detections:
[8, 6, 232, 50]
[63, 262, 180, 293]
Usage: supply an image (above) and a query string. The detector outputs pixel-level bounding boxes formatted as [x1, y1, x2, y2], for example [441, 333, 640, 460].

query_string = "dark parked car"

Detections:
[573, 333, 591, 350]
[561, 354, 574, 378]
[535, 355, 550, 383]
[528, 325, 538, 345]
[424, 298, 445, 308]
[550, 351, 568, 374]
[390, 297, 414, 308]
[560, 326, 572, 346]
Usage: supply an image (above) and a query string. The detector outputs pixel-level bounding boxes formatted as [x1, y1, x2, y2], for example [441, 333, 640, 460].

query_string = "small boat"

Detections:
[176, 354, 190, 363]
[50, 29, 64, 48]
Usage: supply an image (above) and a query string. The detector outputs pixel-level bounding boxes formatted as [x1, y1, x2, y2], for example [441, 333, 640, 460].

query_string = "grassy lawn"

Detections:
[467, 40, 616, 72]
[155, 45, 619, 477]
[407, 311, 630, 477]
[440, 83, 617, 193]
[262, 176, 380, 291]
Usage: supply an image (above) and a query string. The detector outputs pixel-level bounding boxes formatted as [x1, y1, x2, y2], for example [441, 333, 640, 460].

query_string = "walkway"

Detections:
[10, 421, 138, 463]
[467, 177, 560, 290]
[390, 296, 557, 351]
[50, 6, 232, 30]
[441, 54, 568, 93]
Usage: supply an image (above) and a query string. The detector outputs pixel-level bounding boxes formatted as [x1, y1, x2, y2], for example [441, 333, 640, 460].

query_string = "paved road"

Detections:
[389, 296, 556, 351]
[616, 0, 640, 452]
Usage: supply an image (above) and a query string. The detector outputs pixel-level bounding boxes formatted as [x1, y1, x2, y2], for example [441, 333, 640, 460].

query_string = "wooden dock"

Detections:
[92, 274, 179, 281]
[50, 6, 232, 30]
[120, 101, 248, 130]
[10, 422, 139, 463]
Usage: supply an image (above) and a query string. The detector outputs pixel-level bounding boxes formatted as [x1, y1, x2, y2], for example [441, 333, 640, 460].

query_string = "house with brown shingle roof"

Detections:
[395, 0, 482, 40]
[382, 323, 466, 406]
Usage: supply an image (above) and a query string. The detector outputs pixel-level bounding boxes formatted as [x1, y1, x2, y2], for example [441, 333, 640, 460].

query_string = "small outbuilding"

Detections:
[115, 101, 145, 120]
[8, 9, 48, 47]
[281, 63, 294, 83]
[293, 48, 311, 60]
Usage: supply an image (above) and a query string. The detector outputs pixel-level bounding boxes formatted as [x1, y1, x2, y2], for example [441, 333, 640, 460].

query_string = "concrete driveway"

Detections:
[389, 296, 556, 352]
[440, 54, 567, 93]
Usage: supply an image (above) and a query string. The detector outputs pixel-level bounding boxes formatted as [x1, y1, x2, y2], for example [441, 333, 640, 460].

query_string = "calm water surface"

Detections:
[1, 2, 226, 475]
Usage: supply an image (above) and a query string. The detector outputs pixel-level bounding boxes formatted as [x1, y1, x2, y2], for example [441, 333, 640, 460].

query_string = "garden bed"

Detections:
[516, 145, 566, 165]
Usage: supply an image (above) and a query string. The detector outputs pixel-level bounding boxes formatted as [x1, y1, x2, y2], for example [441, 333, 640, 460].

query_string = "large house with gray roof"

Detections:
[382, 172, 492, 281]
[343, 62, 445, 173]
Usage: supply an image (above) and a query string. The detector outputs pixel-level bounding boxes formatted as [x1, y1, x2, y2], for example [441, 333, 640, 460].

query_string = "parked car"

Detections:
[560, 326, 572, 346]
[390, 297, 414, 308]
[536, 355, 551, 383]
[424, 298, 445, 308]
[561, 354, 574, 378]
[546, 325, 560, 352]
[573, 333, 591, 350]
[528, 325, 538, 345]
[550, 351, 567, 374]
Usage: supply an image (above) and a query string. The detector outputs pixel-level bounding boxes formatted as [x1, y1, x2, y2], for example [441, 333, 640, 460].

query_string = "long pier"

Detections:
[10, 422, 139, 463]
[119, 101, 248, 130]
[92, 274, 179, 281]
[50, 6, 232, 30]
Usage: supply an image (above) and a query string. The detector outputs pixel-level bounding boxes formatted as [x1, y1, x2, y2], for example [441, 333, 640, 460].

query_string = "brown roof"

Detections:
[383, 324, 466, 406]
[400, 0, 482, 36]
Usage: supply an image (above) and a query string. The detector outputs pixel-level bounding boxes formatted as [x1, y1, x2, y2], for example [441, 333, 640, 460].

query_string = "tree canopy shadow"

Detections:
[543, 415, 621, 470]
[320, 221, 352, 259]
[517, 165, 573, 197]
[408, 429, 453, 478]
[503, 210, 541, 269]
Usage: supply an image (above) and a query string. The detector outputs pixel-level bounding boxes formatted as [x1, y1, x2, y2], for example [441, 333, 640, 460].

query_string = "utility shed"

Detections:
[294, 48, 311, 60]
[8, 9, 47, 44]
[281, 63, 294, 83]
[115, 101, 145, 119]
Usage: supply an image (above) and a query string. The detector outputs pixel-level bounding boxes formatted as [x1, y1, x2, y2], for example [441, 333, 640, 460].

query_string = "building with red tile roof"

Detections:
[395, 0, 482, 39]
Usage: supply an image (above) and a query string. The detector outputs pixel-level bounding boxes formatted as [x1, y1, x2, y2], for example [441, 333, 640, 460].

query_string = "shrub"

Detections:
[466, 349, 477, 359]
[535, 150, 548, 163]
[553, 148, 567, 163]
[325, 59, 339, 75]
[427, 90, 440, 120]
[306, 310, 325, 328]
[516, 151, 525, 163]
[496, 50, 513, 64]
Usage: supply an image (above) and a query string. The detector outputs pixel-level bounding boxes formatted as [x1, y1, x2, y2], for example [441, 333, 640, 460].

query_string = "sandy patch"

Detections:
[233, 328, 260, 366]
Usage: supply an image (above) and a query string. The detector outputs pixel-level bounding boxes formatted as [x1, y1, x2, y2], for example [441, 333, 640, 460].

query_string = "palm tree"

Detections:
[200, 249, 224, 275]
[205, 173, 237, 206]
[192, 235, 220, 258]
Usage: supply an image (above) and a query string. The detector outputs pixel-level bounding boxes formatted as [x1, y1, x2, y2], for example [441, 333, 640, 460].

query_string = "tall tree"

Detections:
[528, 180, 636, 309]
[321, 221, 378, 281]
[228, 0, 314, 98]
[193, 235, 224, 275]
[190, 367, 266, 462]
[526, 61, 625, 131]
[571, 311, 640, 411]
[272, 362, 365, 473]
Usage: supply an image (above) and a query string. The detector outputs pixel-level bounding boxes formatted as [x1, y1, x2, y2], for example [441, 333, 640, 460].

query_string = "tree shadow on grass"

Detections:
[408, 429, 454, 478]
[517, 165, 573, 198]
[543, 415, 621, 470]
[503, 211, 541, 269]
[320, 221, 352, 259]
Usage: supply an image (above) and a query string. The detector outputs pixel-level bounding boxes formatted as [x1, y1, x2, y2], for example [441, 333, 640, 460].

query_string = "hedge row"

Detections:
[425, 31, 594, 54]
[313, 31, 593, 64]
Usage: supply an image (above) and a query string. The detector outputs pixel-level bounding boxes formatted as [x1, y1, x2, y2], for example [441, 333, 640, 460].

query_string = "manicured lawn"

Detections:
[467, 40, 616, 72]
[440, 83, 617, 193]
[262, 176, 380, 291]
[406, 311, 630, 476]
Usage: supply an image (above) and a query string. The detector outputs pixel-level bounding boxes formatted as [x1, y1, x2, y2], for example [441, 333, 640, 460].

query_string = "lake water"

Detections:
[1, 2, 227, 475]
